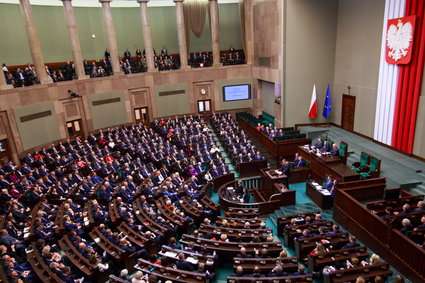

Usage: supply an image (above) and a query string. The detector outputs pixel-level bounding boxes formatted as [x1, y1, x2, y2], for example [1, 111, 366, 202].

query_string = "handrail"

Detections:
[334, 188, 425, 282]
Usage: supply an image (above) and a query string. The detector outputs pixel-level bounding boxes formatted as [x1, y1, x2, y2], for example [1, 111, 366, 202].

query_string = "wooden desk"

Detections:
[237, 159, 268, 178]
[306, 182, 333, 210]
[261, 168, 287, 187]
[237, 117, 311, 160]
[298, 146, 359, 182]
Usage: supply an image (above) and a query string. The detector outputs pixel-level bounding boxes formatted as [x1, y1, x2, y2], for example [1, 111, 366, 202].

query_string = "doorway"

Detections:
[134, 107, 149, 125]
[341, 94, 356, 131]
[0, 139, 12, 166]
[66, 119, 83, 138]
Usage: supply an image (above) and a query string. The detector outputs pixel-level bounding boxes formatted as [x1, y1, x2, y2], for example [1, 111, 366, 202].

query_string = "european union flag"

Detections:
[322, 84, 332, 119]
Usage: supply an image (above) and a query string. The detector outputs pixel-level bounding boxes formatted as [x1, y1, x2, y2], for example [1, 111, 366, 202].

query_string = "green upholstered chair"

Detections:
[339, 141, 348, 164]
[360, 155, 381, 179]
[352, 151, 370, 172]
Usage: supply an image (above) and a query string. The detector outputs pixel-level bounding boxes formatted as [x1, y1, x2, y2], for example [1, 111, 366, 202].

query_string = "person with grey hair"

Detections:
[414, 200, 425, 212]
[400, 218, 413, 235]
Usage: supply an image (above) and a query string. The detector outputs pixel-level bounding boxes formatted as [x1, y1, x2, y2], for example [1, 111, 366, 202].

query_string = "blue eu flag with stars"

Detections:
[322, 84, 332, 119]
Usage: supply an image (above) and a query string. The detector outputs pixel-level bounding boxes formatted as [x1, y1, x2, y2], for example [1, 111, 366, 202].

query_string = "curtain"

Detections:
[183, 0, 209, 52]
[239, 0, 246, 54]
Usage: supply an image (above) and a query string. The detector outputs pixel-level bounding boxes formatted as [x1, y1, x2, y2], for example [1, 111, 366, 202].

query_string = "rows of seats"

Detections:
[0, 112, 410, 283]
[150, 114, 232, 179]
[367, 195, 425, 245]
[210, 112, 265, 165]
[279, 212, 394, 282]
[0, 117, 227, 282]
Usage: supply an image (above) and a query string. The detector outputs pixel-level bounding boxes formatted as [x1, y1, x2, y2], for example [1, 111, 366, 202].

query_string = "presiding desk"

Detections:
[306, 181, 333, 210]
[298, 146, 359, 182]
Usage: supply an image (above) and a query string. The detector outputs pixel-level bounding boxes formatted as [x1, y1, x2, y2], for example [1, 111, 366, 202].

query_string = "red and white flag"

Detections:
[308, 85, 318, 119]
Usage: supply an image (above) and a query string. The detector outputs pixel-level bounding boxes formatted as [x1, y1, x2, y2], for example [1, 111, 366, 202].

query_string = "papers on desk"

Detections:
[186, 256, 199, 264]
[312, 182, 331, 195]
[320, 189, 331, 196]
[164, 251, 178, 258]
[275, 170, 282, 175]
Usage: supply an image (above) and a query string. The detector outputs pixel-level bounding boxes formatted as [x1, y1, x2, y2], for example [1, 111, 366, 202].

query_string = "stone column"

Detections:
[209, 0, 221, 66]
[174, 0, 189, 69]
[137, 0, 155, 72]
[61, 0, 88, 79]
[19, 0, 49, 84]
[99, 0, 121, 75]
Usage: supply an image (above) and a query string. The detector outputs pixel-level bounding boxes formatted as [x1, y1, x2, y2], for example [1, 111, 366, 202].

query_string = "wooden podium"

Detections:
[249, 168, 295, 206]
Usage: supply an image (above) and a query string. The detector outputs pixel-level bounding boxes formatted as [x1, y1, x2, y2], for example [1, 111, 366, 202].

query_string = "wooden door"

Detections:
[134, 107, 149, 125]
[341, 94, 356, 131]
[0, 139, 12, 166]
[66, 119, 83, 138]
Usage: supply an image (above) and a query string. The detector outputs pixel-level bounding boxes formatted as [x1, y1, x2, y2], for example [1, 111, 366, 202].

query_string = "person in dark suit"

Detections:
[235, 180, 244, 197]
[414, 215, 425, 230]
[279, 159, 290, 189]
[235, 247, 251, 259]
[253, 151, 264, 161]
[249, 266, 265, 278]
[342, 236, 360, 249]
[325, 175, 335, 194]
[292, 264, 306, 275]
[400, 218, 414, 235]
[230, 265, 245, 277]
[175, 253, 194, 271]
[314, 138, 324, 149]
[330, 143, 339, 156]
[104, 48, 111, 59]
[414, 201, 424, 212]
[322, 141, 331, 152]
[294, 156, 305, 168]
[267, 265, 288, 277]
[123, 49, 131, 60]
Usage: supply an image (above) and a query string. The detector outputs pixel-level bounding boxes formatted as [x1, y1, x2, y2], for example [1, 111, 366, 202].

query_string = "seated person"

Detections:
[400, 218, 413, 235]
[322, 140, 331, 152]
[249, 266, 265, 278]
[267, 265, 288, 277]
[230, 265, 245, 277]
[330, 143, 339, 156]
[414, 215, 425, 231]
[294, 156, 305, 168]
[314, 138, 324, 149]
[175, 253, 195, 271]
[342, 236, 360, 249]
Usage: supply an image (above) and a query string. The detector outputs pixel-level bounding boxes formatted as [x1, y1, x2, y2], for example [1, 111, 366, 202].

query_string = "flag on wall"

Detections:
[308, 85, 318, 119]
[322, 84, 332, 119]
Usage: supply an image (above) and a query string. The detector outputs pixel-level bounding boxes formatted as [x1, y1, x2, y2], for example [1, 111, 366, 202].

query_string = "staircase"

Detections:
[208, 125, 239, 178]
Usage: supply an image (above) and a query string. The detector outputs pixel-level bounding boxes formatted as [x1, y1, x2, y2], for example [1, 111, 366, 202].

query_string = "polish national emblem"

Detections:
[386, 16, 416, 64]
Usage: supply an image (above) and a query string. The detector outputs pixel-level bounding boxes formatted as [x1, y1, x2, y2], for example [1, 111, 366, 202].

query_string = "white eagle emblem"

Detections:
[386, 20, 413, 61]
